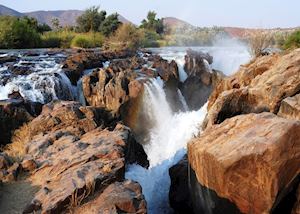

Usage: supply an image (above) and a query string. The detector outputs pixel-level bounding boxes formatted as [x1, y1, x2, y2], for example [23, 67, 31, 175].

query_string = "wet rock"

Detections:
[150, 55, 179, 82]
[169, 155, 194, 214]
[181, 50, 221, 110]
[74, 180, 147, 214]
[0, 55, 18, 64]
[204, 49, 300, 128]
[63, 50, 136, 85]
[278, 93, 300, 121]
[188, 113, 300, 214]
[0, 99, 42, 145]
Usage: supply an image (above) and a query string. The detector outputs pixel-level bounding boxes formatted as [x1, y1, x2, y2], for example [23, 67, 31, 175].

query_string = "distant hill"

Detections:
[0, 4, 23, 17]
[163, 17, 194, 30]
[0, 4, 131, 27]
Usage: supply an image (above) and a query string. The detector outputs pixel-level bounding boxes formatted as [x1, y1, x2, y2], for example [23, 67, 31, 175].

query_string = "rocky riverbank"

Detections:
[170, 49, 300, 214]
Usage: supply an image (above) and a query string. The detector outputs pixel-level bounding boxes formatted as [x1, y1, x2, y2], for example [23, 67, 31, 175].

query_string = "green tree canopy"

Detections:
[0, 16, 41, 49]
[140, 11, 164, 34]
[76, 6, 106, 32]
[100, 13, 121, 36]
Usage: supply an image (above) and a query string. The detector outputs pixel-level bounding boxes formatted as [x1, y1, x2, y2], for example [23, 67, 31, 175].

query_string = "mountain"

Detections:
[0, 4, 23, 17]
[163, 17, 195, 30]
[0, 4, 131, 27]
[24, 10, 83, 27]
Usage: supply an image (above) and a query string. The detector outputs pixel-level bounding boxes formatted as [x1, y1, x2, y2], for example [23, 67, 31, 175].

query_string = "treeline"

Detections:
[0, 6, 164, 50]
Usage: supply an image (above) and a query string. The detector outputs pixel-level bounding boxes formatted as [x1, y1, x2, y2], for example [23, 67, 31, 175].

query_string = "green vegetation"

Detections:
[71, 33, 104, 48]
[283, 30, 300, 50]
[140, 11, 164, 34]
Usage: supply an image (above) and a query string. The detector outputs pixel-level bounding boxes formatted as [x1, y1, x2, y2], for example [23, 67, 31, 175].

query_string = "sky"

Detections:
[1, 0, 299, 28]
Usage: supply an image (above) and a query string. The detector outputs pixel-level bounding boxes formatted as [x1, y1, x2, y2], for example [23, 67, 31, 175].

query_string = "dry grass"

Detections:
[5, 123, 31, 160]
[248, 30, 273, 57]
[67, 180, 96, 213]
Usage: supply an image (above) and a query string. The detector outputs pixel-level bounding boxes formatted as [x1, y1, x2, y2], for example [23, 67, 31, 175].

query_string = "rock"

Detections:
[205, 49, 300, 128]
[0, 99, 42, 145]
[188, 113, 300, 214]
[293, 186, 300, 214]
[74, 180, 147, 214]
[0, 55, 18, 64]
[63, 50, 136, 85]
[150, 55, 179, 82]
[82, 67, 144, 116]
[169, 155, 194, 214]
[19, 101, 148, 213]
[181, 50, 221, 110]
[278, 93, 300, 121]
[0, 153, 20, 182]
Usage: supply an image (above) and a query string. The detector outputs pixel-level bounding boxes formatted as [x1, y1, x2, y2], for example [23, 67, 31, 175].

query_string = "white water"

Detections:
[149, 44, 250, 77]
[125, 78, 207, 213]
[0, 53, 75, 103]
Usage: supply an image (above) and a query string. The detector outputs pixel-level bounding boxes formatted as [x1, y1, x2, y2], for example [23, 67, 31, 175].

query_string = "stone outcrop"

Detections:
[293, 186, 300, 214]
[188, 113, 300, 214]
[169, 155, 194, 214]
[0, 99, 42, 145]
[278, 93, 300, 121]
[204, 49, 300, 128]
[15, 101, 148, 213]
[74, 180, 147, 214]
[0, 153, 20, 182]
[63, 49, 135, 85]
[149, 55, 179, 82]
[82, 67, 144, 116]
[181, 49, 223, 110]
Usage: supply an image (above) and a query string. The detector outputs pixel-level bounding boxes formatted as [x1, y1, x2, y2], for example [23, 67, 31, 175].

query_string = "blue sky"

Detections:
[1, 0, 299, 28]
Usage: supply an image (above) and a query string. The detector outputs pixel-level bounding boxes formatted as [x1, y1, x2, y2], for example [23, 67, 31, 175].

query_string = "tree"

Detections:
[248, 30, 273, 57]
[104, 24, 143, 51]
[0, 16, 41, 49]
[51, 18, 60, 31]
[76, 6, 106, 32]
[100, 13, 121, 36]
[140, 11, 164, 34]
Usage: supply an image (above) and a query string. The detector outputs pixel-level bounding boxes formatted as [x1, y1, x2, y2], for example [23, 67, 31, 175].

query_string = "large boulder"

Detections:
[13, 101, 148, 213]
[0, 99, 42, 146]
[278, 93, 300, 121]
[74, 180, 147, 214]
[204, 49, 300, 128]
[188, 113, 300, 214]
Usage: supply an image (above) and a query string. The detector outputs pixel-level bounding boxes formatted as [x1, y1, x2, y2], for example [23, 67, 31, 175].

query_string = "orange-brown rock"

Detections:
[205, 49, 300, 128]
[74, 180, 147, 214]
[188, 113, 300, 214]
[20, 101, 148, 213]
[278, 93, 300, 121]
[82, 67, 144, 116]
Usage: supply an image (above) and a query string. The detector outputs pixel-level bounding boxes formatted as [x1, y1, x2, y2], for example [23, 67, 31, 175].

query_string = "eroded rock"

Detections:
[278, 93, 300, 121]
[74, 180, 147, 214]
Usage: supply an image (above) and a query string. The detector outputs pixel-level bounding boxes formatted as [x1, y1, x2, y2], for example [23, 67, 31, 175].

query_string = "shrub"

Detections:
[71, 33, 104, 48]
[248, 30, 273, 57]
[283, 30, 300, 50]
[140, 29, 161, 47]
[41, 30, 76, 48]
[104, 24, 144, 51]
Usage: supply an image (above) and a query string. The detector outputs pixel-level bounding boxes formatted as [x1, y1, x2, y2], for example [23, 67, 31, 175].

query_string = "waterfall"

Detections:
[125, 77, 207, 213]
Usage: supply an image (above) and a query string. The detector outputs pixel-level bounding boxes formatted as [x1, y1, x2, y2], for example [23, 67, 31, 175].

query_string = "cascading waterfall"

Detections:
[125, 78, 207, 213]
[0, 54, 76, 103]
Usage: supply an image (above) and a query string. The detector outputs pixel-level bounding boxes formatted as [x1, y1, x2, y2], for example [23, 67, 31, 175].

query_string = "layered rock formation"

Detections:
[188, 113, 300, 214]
[204, 49, 300, 128]
[3, 101, 148, 213]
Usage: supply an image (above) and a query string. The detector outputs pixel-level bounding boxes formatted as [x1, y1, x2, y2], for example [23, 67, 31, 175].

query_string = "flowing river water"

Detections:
[0, 45, 251, 213]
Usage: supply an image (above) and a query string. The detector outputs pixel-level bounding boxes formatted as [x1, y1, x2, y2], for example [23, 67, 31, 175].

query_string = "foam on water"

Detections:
[125, 78, 207, 213]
